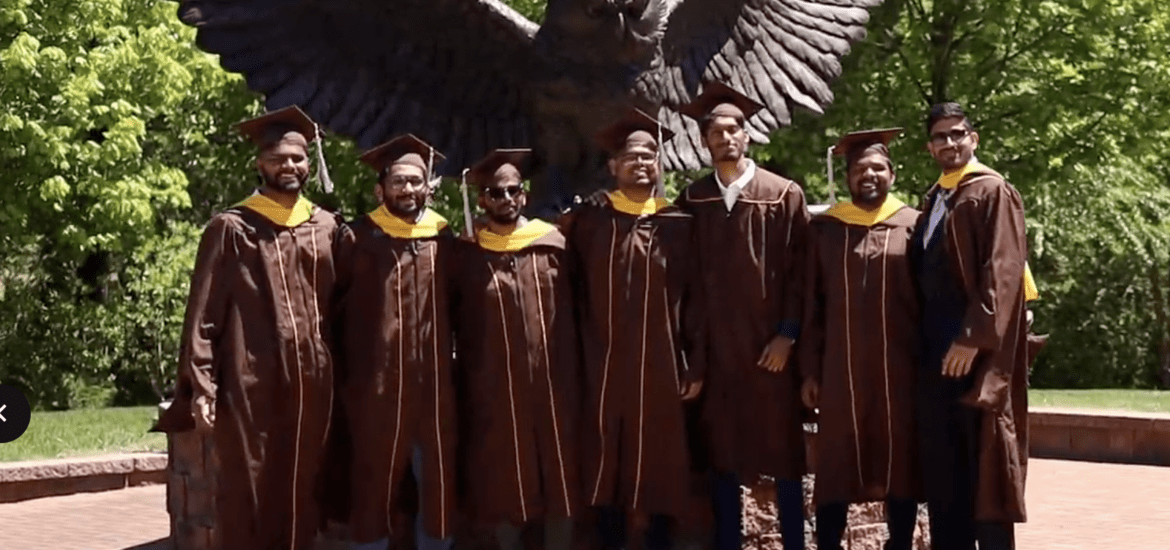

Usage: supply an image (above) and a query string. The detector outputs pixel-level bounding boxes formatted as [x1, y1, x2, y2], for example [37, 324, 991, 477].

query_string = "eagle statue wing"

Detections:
[641, 0, 883, 169]
[178, 0, 539, 172]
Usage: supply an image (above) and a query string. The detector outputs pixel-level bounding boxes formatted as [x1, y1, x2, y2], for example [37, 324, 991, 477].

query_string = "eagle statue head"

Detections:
[543, 0, 668, 65]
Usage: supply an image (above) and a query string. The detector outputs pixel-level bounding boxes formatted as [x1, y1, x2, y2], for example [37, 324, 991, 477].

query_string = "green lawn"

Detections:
[0, 406, 165, 463]
[1029, 389, 1170, 413]
[0, 391, 1166, 463]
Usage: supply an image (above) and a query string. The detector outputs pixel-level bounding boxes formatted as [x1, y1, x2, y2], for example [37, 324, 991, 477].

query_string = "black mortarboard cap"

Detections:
[234, 105, 319, 148]
[677, 81, 764, 121]
[359, 134, 446, 173]
[594, 109, 675, 155]
[831, 128, 903, 157]
[467, 149, 532, 187]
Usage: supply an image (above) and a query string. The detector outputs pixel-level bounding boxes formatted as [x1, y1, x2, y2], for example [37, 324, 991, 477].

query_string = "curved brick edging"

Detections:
[0, 452, 167, 504]
[1028, 407, 1170, 465]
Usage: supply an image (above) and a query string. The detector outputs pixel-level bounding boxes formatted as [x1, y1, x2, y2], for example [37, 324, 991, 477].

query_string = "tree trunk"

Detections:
[1148, 262, 1170, 388]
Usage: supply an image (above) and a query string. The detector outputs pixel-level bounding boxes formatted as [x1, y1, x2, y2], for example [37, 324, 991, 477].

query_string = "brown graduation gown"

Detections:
[676, 169, 809, 480]
[799, 204, 921, 505]
[450, 224, 581, 525]
[156, 204, 342, 550]
[912, 168, 1031, 523]
[334, 213, 457, 542]
[565, 198, 706, 519]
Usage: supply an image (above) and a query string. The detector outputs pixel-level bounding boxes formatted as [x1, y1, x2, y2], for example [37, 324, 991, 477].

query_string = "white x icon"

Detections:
[0, 404, 7, 422]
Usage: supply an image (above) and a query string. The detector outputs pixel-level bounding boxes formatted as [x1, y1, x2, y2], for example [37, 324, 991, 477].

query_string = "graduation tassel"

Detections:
[825, 145, 837, 204]
[655, 114, 666, 198]
[460, 168, 473, 238]
[427, 146, 441, 188]
[425, 146, 441, 213]
[314, 123, 334, 194]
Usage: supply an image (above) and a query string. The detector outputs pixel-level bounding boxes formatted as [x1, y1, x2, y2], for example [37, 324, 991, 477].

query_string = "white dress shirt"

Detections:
[715, 160, 757, 212]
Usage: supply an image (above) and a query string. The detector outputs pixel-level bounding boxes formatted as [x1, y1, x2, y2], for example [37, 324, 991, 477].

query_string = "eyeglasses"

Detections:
[485, 185, 524, 200]
[929, 128, 971, 147]
[386, 175, 427, 188]
[617, 152, 658, 165]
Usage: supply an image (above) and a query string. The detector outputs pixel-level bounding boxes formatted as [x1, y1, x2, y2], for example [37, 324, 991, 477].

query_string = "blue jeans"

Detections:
[712, 472, 804, 550]
[351, 445, 453, 550]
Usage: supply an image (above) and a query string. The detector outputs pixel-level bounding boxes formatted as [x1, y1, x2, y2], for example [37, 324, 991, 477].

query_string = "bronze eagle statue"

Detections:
[177, 0, 883, 212]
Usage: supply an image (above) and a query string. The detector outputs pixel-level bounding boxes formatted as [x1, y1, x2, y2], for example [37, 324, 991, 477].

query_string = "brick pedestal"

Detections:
[162, 401, 218, 550]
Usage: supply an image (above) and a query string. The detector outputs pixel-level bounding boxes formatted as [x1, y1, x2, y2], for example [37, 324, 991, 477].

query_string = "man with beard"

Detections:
[334, 135, 456, 550]
[675, 82, 809, 550]
[155, 106, 342, 549]
[799, 129, 920, 550]
[565, 109, 707, 550]
[450, 149, 580, 550]
[911, 102, 1034, 550]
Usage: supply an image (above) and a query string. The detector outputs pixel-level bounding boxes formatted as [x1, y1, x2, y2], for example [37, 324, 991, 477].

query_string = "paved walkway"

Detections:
[0, 484, 168, 550]
[1016, 459, 1170, 549]
[0, 459, 1166, 549]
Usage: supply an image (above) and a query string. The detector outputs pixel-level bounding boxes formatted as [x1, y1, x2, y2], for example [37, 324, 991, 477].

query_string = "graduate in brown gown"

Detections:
[450, 149, 580, 550]
[675, 82, 808, 550]
[564, 109, 706, 550]
[154, 106, 342, 550]
[799, 129, 920, 550]
[910, 103, 1034, 550]
[334, 135, 456, 550]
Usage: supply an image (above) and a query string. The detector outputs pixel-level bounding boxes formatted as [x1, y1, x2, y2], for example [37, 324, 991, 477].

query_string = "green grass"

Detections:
[0, 391, 1165, 463]
[0, 406, 165, 463]
[1029, 389, 1170, 413]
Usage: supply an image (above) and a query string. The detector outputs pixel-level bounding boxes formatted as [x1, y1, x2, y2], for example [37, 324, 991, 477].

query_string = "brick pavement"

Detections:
[0, 484, 168, 550]
[1016, 459, 1170, 550]
[0, 459, 1165, 549]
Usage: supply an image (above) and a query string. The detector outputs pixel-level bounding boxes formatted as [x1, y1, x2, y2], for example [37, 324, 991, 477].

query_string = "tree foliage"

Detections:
[1, 0, 1168, 409]
[756, 0, 1170, 387]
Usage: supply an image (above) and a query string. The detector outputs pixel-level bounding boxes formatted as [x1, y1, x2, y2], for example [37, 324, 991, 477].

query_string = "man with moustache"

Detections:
[565, 109, 707, 550]
[334, 135, 457, 550]
[911, 102, 1033, 550]
[799, 129, 920, 550]
[155, 106, 342, 549]
[450, 149, 580, 550]
[675, 82, 809, 550]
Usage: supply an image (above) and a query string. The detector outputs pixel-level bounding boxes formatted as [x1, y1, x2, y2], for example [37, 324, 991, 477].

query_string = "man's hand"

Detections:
[801, 378, 820, 409]
[580, 189, 609, 208]
[942, 342, 979, 378]
[193, 395, 216, 432]
[680, 380, 703, 401]
[757, 335, 795, 372]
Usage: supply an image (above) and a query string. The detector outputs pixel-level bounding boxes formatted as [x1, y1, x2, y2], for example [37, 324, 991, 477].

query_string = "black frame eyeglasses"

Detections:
[929, 128, 972, 147]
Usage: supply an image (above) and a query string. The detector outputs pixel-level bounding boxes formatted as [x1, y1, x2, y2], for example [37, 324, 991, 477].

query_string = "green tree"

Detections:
[755, 0, 1170, 387]
[0, 0, 261, 406]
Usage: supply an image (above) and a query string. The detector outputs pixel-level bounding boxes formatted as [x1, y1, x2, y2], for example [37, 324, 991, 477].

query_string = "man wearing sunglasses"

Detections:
[564, 108, 707, 550]
[449, 149, 581, 550]
[911, 102, 1033, 550]
[333, 135, 457, 550]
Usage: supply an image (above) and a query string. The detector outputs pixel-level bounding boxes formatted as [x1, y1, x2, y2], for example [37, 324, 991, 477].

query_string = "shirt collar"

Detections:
[715, 160, 756, 210]
[715, 159, 756, 193]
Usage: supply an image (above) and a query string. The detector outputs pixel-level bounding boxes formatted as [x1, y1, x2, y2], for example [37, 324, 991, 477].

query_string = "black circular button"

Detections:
[0, 384, 31, 443]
